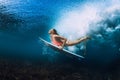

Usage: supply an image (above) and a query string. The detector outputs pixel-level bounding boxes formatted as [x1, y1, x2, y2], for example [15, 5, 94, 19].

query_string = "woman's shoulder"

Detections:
[53, 34, 59, 36]
[52, 34, 59, 37]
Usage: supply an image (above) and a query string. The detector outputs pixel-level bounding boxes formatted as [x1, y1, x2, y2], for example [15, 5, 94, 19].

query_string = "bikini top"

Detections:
[51, 36, 63, 46]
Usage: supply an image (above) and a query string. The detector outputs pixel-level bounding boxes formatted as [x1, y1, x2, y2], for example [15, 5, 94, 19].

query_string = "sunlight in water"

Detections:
[0, 0, 12, 5]
[54, 1, 120, 52]
[54, 5, 100, 40]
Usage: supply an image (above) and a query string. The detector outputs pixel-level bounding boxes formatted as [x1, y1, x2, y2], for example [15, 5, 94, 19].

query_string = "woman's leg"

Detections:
[65, 36, 90, 46]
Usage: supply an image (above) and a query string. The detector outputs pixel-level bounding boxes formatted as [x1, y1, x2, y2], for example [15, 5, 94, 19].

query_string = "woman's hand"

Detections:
[58, 46, 63, 50]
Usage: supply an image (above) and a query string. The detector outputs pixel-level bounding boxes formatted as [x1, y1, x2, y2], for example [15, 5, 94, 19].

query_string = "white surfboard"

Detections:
[39, 37, 84, 59]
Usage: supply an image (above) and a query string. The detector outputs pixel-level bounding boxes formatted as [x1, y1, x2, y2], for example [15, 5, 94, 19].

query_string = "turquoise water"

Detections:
[0, 0, 120, 69]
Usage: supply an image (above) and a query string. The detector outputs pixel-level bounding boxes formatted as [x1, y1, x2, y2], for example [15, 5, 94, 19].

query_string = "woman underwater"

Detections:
[49, 29, 90, 49]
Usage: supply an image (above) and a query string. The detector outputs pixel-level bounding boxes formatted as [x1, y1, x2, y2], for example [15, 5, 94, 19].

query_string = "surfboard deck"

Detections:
[39, 37, 84, 59]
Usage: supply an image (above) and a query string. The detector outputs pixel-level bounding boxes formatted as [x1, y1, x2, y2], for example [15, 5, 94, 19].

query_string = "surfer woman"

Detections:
[49, 29, 90, 49]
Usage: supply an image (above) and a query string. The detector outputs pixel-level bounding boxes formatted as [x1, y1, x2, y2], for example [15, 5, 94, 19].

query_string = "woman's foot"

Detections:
[78, 36, 91, 42]
[85, 36, 91, 40]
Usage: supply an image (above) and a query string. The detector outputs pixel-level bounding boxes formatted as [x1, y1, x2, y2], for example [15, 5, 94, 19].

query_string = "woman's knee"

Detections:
[65, 41, 74, 46]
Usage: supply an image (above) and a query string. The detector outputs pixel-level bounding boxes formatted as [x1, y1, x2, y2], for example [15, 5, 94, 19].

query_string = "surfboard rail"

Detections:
[39, 37, 84, 59]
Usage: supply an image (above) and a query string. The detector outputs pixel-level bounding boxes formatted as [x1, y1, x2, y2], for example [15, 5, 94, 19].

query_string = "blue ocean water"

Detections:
[0, 0, 120, 70]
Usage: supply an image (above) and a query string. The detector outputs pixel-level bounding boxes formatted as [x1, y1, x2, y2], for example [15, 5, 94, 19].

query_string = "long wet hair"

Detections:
[52, 29, 59, 35]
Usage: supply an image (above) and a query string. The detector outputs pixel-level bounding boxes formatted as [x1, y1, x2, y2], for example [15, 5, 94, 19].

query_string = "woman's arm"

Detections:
[55, 35, 67, 49]
[61, 38, 67, 49]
